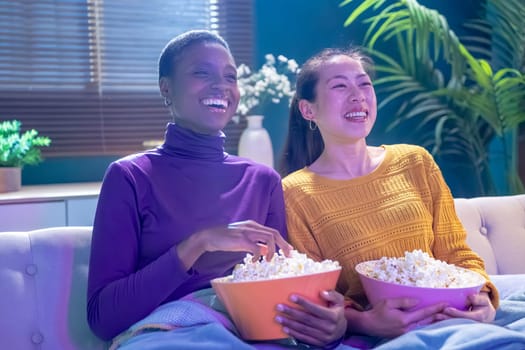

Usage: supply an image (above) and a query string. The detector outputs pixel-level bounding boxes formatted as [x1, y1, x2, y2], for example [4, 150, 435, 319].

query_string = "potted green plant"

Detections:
[0, 120, 51, 193]
[340, 0, 525, 196]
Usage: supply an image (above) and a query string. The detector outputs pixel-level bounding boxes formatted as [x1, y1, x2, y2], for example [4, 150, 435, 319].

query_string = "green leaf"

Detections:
[0, 120, 51, 167]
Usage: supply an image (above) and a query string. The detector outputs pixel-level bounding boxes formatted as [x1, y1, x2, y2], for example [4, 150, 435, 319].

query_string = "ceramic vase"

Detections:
[238, 115, 274, 168]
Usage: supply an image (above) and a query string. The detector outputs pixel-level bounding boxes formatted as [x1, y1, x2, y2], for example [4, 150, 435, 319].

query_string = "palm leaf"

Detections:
[340, 0, 387, 27]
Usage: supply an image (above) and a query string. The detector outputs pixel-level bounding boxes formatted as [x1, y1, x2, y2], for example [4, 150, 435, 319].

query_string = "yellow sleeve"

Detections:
[426, 153, 499, 308]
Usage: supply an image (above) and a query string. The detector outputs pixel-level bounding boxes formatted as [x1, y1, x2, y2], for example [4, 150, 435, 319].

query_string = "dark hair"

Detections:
[278, 47, 374, 176]
[158, 30, 230, 81]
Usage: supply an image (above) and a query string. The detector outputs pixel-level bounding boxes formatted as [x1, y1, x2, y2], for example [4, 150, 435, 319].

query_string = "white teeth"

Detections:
[202, 98, 228, 108]
[344, 111, 367, 119]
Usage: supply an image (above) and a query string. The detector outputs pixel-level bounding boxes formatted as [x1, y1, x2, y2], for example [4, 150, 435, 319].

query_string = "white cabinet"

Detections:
[0, 201, 66, 231]
[0, 182, 100, 232]
[66, 197, 98, 226]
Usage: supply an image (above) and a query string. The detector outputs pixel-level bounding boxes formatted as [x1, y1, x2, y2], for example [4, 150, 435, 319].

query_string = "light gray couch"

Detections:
[1, 195, 524, 350]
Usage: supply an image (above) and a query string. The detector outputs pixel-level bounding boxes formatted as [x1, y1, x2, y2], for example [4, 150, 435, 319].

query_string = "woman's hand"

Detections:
[434, 292, 496, 323]
[220, 220, 293, 260]
[176, 220, 292, 270]
[275, 290, 347, 348]
[346, 298, 447, 338]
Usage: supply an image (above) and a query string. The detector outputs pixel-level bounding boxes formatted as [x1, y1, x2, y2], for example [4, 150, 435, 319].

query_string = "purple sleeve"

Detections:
[86, 163, 192, 340]
[266, 177, 288, 241]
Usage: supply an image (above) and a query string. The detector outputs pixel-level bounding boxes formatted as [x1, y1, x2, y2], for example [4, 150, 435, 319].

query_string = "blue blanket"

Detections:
[111, 289, 525, 350]
[111, 288, 303, 350]
[369, 292, 525, 350]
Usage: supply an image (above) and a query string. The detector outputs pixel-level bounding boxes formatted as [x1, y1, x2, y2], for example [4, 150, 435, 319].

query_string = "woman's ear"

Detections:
[159, 77, 170, 98]
[298, 99, 315, 121]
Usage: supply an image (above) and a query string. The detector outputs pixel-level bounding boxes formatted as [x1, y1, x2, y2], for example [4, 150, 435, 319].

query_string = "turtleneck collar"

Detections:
[160, 123, 227, 161]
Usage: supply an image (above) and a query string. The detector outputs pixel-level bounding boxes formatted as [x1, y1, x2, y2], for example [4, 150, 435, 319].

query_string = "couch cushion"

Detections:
[454, 195, 525, 275]
[0, 226, 107, 350]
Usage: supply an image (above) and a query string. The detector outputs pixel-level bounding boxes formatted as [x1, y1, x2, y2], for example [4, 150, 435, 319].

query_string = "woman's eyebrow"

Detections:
[326, 73, 368, 83]
[186, 62, 237, 75]
[326, 74, 348, 83]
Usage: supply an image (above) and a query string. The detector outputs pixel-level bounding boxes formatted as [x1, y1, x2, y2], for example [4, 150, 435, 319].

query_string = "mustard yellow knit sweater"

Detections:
[282, 144, 499, 309]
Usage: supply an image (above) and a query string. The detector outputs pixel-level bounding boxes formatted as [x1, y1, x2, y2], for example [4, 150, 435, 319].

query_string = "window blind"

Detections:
[0, 0, 252, 157]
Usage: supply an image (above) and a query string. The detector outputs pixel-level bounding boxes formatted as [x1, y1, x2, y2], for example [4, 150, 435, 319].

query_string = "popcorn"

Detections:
[359, 250, 485, 288]
[230, 250, 340, 282]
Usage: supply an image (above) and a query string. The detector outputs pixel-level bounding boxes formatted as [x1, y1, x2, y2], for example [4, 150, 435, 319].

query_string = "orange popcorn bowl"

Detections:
[211, 268, 341, 341]
[355, 261, 486, 311]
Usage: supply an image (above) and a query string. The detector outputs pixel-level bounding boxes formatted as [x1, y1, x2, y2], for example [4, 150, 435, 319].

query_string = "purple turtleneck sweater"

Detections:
[87, 123, 287, 341]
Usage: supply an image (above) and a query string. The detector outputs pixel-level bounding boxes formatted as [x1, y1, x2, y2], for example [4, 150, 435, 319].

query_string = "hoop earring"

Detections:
[308, 119, 317, 131]
[164, 97, 172, 107]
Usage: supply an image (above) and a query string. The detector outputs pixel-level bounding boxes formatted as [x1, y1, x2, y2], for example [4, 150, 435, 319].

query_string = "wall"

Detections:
[22, 156, 118, 185]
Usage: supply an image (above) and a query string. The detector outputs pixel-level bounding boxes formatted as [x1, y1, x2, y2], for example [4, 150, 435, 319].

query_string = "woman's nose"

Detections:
[348, 90, 365, 102]
[211, 73, 228, 88]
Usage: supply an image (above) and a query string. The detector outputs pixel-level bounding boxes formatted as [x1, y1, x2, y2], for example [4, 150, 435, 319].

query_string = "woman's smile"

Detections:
[201, 97, 230, 113]
[343, 110, 368, 122]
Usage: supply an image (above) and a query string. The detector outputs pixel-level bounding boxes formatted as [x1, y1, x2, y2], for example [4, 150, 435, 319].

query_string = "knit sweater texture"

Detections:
[282, 144, 498, 309]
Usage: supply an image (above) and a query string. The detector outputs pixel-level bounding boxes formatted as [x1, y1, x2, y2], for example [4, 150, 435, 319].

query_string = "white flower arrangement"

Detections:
[236, 54, 299, 118]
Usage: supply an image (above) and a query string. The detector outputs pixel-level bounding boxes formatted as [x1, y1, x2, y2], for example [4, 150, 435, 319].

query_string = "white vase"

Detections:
[238, 115, 274, 168]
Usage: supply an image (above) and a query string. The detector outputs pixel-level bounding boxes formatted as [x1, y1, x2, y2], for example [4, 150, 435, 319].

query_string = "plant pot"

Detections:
[0, 167, 21, 193]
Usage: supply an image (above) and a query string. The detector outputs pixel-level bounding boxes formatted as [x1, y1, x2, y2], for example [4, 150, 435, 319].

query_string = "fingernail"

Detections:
[282, 327, 290, 334]
[276, 304, 285, 312]
[290, 294, 298, 302]
[275, 316, 283, 324]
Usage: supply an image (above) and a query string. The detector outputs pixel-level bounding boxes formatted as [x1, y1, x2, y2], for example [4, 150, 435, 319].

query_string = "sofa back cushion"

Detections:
[0, 226, 107, 350]
[454, 194, 525, 275]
